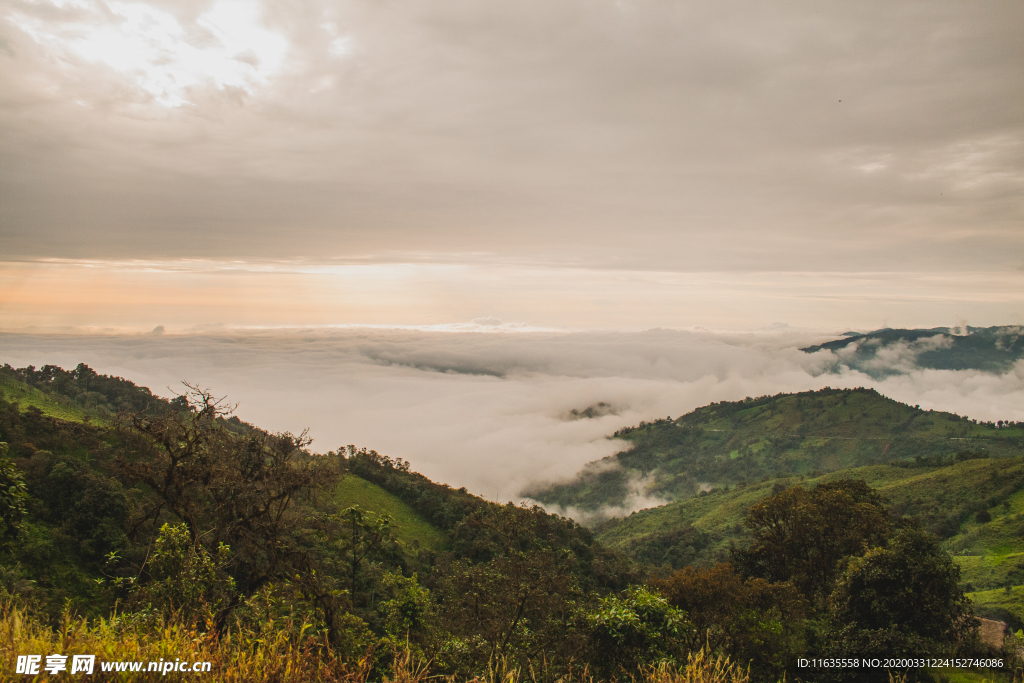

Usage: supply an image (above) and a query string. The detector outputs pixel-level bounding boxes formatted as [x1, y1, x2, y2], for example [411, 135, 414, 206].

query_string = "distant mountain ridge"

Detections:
[526, 387, 1023, 514]
[803, 325, 1024, 376]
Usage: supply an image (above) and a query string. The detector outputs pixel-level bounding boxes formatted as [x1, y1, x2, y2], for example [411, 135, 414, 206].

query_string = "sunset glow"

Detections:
[1, 258, 1021, 333]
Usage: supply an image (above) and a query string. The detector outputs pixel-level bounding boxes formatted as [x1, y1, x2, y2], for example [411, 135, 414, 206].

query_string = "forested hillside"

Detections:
[527, 387, 1023, 512]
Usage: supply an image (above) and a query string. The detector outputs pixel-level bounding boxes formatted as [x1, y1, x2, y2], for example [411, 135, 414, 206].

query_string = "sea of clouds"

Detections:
[2, 326, 1022, 505]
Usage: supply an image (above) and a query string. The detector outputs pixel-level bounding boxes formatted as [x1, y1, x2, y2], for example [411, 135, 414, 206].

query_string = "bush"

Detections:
[826, 528, 978, 661]
[587, 585, 690, 675]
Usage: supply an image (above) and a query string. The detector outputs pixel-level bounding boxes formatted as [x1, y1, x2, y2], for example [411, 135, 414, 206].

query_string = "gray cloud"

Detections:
[0, 0, 1020, 272]
[2, 328, 1022, 504]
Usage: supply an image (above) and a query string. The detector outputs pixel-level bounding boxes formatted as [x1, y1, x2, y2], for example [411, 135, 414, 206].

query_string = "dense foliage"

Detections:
[733, 479, 890, 602]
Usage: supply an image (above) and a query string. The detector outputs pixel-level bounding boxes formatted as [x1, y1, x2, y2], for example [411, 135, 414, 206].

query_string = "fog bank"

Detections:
[2, 328, 1021, 502]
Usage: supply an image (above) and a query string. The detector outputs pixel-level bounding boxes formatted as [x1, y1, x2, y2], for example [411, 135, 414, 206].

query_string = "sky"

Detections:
[0, 0, 1022, 331]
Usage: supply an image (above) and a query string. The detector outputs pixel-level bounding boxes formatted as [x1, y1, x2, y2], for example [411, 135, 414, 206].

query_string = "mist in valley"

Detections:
[3, 326, 1021, 507]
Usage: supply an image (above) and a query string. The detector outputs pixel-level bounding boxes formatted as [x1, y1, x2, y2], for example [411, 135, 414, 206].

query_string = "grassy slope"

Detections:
[596, 457, 1024, 623]
[333, 474, 448, 551]
[933, 669, 1018, 683]
[0, 376, 100, 425]
[953, 483, 1024, 598]
[968, 585, 1024, 629]
[531, 387, 1023, 511]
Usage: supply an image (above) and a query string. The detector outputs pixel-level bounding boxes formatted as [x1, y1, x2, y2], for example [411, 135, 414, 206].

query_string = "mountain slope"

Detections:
[527, 387, 1023, 512]
[0, 372, 101, 425]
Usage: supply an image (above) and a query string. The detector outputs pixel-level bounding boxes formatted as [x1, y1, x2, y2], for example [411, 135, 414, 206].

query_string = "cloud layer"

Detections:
[3, 328, 1022, 503]
[1, 0, 1021, 273]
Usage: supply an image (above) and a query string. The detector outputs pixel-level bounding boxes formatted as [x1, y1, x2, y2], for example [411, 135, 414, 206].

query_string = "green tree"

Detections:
[826, 527, 978, 660]
[132, 522, 235, 617]
[33, 452, 128, 559]
[334, 505, 395, 608]
[437, 504, 582, 671]
[655, 563, 806, 682]
[733, 479, 889, 602]
[380, 571, 433, 639]
[0, 442, 28, 543]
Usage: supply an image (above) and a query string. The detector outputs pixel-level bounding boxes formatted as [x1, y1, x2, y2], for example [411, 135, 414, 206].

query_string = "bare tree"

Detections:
[117, 384, 341, 633]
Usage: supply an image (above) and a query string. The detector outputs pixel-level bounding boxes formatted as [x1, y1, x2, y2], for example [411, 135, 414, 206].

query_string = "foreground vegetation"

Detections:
[0, 597, 758, 682]
[0, 363, 1020, 681]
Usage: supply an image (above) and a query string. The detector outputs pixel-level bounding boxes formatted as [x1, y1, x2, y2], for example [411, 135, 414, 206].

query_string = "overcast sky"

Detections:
[0, 0, 1022, 330]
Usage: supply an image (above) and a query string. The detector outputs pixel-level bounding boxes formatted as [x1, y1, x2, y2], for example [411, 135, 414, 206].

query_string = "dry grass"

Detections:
[0, 598, 753, 683]
[641, 649, 749, 683]
[0, 599, 364, 682]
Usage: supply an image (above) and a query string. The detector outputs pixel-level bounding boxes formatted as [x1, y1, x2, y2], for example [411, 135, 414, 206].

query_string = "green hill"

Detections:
[0, 373, 101, 425]
[527, 387, 1023, 512]
[0, 362, 181, 424]
[0, 365, 501, 558]
[0, 363, 260, 435]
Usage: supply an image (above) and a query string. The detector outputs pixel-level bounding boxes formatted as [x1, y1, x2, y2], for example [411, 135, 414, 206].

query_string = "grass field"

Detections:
[333, 474, 448, 551]
[969, 585, 1024, 629]
[930, 668, 1019, 683]
[0, 376, 100, 424]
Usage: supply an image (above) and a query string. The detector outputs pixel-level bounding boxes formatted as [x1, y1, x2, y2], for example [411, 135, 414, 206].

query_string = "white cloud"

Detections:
[9, 0, 288, 105]
[853, 360, 1024, 424]
[540, 471, 670, 526]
